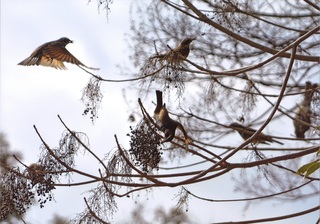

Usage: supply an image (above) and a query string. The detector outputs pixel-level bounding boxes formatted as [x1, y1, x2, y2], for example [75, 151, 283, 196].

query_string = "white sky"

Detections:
[0, 1, 318, 224]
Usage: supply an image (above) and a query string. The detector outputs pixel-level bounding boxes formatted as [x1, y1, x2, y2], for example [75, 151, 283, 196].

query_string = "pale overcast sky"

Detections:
[0, 1, 318, 224]
[1, 1, 136, 223]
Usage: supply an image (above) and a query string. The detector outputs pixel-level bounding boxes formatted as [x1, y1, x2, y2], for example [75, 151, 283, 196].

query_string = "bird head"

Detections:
[228, 122, 244, 129]
[180, 37, 196, 47]
[58, 37, 73, 45]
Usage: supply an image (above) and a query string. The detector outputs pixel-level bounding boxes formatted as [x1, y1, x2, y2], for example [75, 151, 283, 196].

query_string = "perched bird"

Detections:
[151, 37, 196, 63]
[18, 37, 99, 70]
[229, 122, 283, 145]
[27, 163, 46, 186]
[154, 90, 190, 143]
[293, 81, 318, 138]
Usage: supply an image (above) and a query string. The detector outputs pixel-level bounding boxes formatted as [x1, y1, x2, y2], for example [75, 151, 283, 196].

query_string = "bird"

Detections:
[154, 90, 190, 143]
[151, 37, 196, 63]
[228, 122, 283, 145]
[293, 81, 318, 138]
[18, 37, 99, 70]
[27, 163, 46, 186]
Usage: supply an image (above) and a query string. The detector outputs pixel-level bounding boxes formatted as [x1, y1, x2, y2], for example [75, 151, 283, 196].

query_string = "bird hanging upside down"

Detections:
[151, 37, 196, 63]
[154, 90, 191, 144]
[228, 122, 283, 145]
[18, 37, 99, 70]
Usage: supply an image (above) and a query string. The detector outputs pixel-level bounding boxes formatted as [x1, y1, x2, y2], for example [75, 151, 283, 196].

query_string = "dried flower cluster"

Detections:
[140, 61, 187, 95]
[81, 77, 103, 123]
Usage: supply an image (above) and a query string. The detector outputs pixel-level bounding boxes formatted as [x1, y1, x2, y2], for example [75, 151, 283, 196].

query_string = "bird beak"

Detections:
[70, 40, 74, 44]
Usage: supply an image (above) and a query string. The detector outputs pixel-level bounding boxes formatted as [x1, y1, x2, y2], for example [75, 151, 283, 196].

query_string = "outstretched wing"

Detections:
[18, 42, 69, 69]
[43, 45, 77, 64]
[18, 40, 99, 70]
[41, 44, 98, 70]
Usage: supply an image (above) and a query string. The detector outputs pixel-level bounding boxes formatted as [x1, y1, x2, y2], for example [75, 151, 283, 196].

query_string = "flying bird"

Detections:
[229, 122, 283, 145]
[293, 81, 318, 138]
[154, 90, 190, 143]
[18, 37, 99, 70]
[151, 37, 196, 63]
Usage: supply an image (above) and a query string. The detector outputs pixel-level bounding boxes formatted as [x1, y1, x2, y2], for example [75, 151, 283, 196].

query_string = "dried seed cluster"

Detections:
[1, 169, 34, 220]
[128, 121, 163, 172]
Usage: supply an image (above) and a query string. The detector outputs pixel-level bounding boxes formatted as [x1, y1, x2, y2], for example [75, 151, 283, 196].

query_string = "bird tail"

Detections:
[154, 90, 163, 114]
[18, 57, 37, 66]
[150, 54, 165, 60]
[304, 81, 318, 103]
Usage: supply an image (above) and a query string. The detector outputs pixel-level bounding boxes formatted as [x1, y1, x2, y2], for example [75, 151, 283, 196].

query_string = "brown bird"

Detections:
[27, 163, 46, 186]
[293, 81, 318, 138]
[154, 90, 190, 143]
[229, 122, 283, 145]
[151, 37, 196, 63]
[18, 37, 99, 70]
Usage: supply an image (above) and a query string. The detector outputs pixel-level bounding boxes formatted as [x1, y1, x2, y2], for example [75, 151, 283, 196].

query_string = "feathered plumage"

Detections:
[151, 37, 195, 63]
[229, 122, 283, 145]
[18, 37, 99, 70]
[154, 90, 190, 143]
[293, 81, 318, 138]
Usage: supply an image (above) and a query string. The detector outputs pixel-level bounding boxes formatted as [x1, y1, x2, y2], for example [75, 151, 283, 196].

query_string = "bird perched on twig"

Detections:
[293, 81, 318, 138]
[151, 37, 196, 63]
[18, 37, 99, 70]
[27, 163, 46, 186]
[154, 90, 190, 143]
[228, 122, 283, 145]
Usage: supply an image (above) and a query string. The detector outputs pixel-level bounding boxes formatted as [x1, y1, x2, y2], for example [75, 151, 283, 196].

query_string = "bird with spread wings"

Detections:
[18, 37, 99, 70]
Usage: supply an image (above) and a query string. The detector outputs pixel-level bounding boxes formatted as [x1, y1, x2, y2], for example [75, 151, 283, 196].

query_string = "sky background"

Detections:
[0, 1, 318, 223]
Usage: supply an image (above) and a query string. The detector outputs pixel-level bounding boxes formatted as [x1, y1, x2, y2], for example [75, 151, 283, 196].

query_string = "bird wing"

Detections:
[244, 126, 258, 133]
[43, 45, 99, 70]
[162, 128, 175, 143]
[53, 46, 98, 70]
[236, 126, 272, 144]
[18, 42, 70, 69]
[18, 39, 99, 70]
[18, 56, 39, 67]
[18, 42, 50, 66]
[41, 44, 84, 67]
